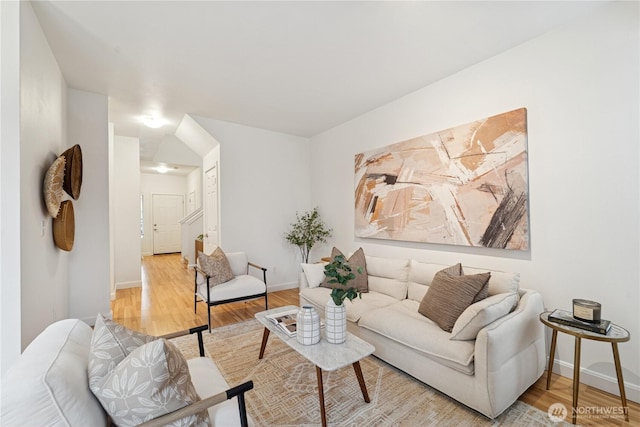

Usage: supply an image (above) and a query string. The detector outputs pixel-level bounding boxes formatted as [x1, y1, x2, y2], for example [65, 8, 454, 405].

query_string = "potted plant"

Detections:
[323, 254, 362, 344]
[284, 207, 332, 263]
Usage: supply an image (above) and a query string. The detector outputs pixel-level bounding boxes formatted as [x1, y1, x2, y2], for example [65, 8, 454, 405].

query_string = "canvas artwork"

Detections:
[354, 108, 529, 250]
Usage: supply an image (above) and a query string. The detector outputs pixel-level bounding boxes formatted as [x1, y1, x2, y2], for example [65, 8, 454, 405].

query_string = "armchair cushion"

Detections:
[197, 275, 266, 302]
[198, 247, 234, 286]
[93, 339, 209, 427]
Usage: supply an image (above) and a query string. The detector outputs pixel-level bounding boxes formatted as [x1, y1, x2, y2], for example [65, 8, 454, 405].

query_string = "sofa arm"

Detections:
[474, 290, 546, 416]
[138, 381, 254, 427]
[476, 290, 545, 370]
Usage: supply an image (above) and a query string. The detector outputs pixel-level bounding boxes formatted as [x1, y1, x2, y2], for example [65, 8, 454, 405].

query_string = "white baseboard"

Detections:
[550, 359, 640, 404]
[267, 281, 298, 293]
[116, 280, 142, 290]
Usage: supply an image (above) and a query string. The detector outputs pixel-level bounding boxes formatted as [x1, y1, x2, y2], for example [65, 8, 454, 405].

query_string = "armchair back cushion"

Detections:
[1, 319, 107, 427]
[225, 252, 249, 276]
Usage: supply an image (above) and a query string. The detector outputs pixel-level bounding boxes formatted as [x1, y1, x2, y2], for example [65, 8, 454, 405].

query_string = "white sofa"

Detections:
[299, 255, 546, 419]
[1, 319, 253, 427]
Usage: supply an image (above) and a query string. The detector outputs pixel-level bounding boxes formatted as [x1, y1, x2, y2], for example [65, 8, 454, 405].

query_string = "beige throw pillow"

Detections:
[450, 292, 519, 340]
[88, 314, 156, 392]
[93, 339, 210, 427]
[320, 247, 369, 292]
[418, 271, 491, 332]
[198, 247, 234, 286]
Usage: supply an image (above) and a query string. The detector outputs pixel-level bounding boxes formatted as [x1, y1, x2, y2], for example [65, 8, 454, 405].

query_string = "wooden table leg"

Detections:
[546, 329, 558, 390]
[612, 343, 629, 421]
[258, 328, 270, 359]
[572, 337, 581, 424]
[316, 366, 327, 427]
[352, 361, 370, 403]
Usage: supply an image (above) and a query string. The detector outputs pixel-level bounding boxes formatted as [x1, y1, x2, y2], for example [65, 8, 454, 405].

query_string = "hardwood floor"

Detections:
[112, 253, 638, 426]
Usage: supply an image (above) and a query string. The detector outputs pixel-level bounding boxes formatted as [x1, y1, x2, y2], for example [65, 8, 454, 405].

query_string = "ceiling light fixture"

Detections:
[143, 115, 165, 129]
[156, 165, 169, 174]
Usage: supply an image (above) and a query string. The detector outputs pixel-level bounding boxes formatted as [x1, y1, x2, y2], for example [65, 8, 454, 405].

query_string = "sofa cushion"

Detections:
[1, 319, 107, 427]
[418, 271, 491, 332]
[199, 247, 234, 286]
[365, 255, 409, 300]
[89, 314, 156, 392]
[358, 301, 475, 374]
[321, 247, 368, 292]
[464, 267, 519, 296]
[93, 339, 209, 427]
[300, 286, 398, 322]
[301, 262, 328, 288]
[450, 292, 519, 340]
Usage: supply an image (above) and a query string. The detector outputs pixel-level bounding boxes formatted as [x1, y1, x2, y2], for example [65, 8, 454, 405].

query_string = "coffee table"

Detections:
[255, 305, 375, 427]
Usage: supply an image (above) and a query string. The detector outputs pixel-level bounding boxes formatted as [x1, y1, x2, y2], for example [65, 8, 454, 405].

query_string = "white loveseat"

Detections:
[0, 319, 253, 427]
[299, 254, 546, 419]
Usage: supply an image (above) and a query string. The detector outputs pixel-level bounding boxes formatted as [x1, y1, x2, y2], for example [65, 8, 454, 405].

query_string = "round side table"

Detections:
[540, 311, 630, 424]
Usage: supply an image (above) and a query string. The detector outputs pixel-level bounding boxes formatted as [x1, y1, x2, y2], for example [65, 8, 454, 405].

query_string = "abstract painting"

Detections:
[354, 108, 529, 250]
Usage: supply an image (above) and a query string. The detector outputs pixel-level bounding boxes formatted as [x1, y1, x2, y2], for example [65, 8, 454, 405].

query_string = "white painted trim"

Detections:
[550, 359, 640, 404]
[267, 281, 298, 293]
[116, 280, 142, 290]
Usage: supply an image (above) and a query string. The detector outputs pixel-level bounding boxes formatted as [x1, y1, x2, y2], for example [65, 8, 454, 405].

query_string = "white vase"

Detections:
[325, 299, 347, 344]
[297, 306, 321, 345]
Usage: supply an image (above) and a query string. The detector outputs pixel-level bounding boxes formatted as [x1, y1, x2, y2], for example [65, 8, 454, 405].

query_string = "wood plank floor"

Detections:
[112, 253, 638, 426]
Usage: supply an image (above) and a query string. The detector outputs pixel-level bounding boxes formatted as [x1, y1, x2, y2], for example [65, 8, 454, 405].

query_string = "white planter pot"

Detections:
[296, 306, 321, 345]
[325, 299, 347, 344]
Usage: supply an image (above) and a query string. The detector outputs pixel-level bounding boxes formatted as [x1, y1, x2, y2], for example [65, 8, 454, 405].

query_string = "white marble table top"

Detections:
[255, 305, 375, 371]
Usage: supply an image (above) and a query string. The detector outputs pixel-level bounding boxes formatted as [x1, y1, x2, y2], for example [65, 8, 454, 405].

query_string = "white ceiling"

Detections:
[31, 0, 609, 167]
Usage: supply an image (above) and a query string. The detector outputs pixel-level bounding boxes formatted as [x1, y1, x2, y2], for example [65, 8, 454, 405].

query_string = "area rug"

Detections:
[171, 319, 565, 426]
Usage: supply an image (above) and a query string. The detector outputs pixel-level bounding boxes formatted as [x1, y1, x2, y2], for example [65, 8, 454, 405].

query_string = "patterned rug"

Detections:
[171, 319, 564, 426]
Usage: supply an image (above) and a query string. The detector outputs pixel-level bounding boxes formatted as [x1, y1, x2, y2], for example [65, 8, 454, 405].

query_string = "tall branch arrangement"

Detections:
[284, 207, 332, 263]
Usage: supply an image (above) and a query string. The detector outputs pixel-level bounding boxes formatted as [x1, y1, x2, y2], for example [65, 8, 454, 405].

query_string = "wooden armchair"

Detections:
[195, 251, 268, 331]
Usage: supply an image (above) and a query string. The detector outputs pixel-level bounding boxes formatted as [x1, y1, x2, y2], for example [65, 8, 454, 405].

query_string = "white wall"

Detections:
[113, 136, 141, 289]
[193, 116, 312, 290]
[310, 2, 639, 401]
[19, 1, 69, 349]
[140, 173, 188, 256]
[67, 89, 110, 323]
[186, 168, 202, 214]
[0, 0, 23, 373]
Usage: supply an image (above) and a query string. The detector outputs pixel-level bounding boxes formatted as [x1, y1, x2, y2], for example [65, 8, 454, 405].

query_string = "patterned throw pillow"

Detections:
[198, 247, 234, 286]
[418, 271, 491, 332]
[93, 339, 210, 427]
[88, 314, 156, 392]
[320, 247, 369, 292]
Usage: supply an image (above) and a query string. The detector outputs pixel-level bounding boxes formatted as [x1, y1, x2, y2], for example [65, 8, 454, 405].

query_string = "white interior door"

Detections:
[204, 165, 219, 253]
[152, 194, 184, 254]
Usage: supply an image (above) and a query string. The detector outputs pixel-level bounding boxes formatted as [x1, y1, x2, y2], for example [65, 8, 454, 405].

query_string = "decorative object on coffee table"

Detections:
[297, 305, 321, 345]
[324, 253, 362, 344]
[284, 207, 332, 263]
[540, 311, 630, 424]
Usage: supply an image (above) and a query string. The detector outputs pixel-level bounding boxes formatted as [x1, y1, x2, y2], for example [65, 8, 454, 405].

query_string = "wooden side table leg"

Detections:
[258, 328, 270, 359]
[352, 361, 370, 403]
[612, 343, 629, 421]
[547, 329, 558, 390]
[572, 337, 582, 424]
[316, 366, 327, 427]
